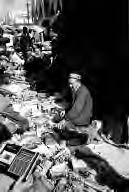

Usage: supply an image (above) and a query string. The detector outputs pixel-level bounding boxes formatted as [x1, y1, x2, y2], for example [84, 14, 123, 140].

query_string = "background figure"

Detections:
[20, 26, 31, 60]
[0, 27, 10, 56]
[13, 29, 20, 52]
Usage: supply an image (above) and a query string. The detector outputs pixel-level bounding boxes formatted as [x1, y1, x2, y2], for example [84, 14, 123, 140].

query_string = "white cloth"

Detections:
[88, 142, 129, 179]
[10, 52, 24, 65]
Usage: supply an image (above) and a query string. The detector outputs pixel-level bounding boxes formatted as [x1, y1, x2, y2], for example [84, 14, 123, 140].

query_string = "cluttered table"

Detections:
[1, 60, 129, 192]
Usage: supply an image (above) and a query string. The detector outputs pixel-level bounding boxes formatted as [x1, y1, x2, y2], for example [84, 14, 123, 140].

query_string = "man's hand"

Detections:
[56, 119, 66, 130]
[12, 175, 33, 192]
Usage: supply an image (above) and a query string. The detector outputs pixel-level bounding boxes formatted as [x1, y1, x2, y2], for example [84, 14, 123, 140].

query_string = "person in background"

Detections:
[0, 26, 10, 55]
[20, 26, 31, 60]
[13, 29, 20, 52]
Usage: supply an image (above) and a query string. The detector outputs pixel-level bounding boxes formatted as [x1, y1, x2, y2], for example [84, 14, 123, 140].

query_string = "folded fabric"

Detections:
[2, 105, 29, 133]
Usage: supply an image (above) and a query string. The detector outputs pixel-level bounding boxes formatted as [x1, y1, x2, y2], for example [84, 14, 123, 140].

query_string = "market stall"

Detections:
[0, 52, 129, 192]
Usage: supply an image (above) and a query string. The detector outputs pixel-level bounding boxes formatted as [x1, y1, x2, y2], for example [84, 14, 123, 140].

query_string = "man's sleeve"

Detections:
[66, 87, 88, 120]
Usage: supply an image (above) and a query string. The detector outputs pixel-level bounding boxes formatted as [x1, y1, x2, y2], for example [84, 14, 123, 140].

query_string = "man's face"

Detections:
[68, 78, 78, 89]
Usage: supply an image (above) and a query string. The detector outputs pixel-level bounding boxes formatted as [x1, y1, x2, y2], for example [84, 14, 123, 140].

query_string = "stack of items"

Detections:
[32, 142, 112, 192]
[1, 64, 64, 141]
[0, 60, 115, 192]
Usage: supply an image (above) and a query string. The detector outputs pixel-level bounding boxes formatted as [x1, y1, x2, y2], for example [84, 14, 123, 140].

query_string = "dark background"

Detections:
[30, 0, 128, 142]
[55, 0, 128, 122]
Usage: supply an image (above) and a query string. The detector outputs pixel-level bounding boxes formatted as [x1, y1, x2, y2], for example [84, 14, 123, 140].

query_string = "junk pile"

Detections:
[0, 56, 129, 192]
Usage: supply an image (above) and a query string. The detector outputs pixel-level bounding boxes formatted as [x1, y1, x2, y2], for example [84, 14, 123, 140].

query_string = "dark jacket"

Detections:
[66, 85, 93, 126]
[20, 33, 31, 52]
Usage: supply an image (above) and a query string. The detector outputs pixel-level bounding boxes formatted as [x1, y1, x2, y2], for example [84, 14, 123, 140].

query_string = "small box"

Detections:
[0, 143, 39, 181]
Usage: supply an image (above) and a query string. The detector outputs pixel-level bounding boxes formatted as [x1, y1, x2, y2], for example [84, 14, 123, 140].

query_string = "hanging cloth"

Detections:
[53, 0, 58, 14]
[59, 0, 62, 10]
[31, 0, 35, 21]
[48, 0, 53, 15]
[40, 0, 45, 19]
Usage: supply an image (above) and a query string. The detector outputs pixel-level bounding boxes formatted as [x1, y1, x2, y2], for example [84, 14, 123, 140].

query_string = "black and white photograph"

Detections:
[0, 0, 128, 191]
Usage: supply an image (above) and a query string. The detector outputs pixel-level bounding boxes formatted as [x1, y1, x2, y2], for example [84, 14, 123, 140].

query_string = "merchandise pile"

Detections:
[0, 58, 127, 192]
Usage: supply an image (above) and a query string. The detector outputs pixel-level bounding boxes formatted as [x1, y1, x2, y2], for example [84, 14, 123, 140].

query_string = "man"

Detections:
[66, 73, 93, 126]
[55, 73, 93, 127]
[53, 73, 93, 145]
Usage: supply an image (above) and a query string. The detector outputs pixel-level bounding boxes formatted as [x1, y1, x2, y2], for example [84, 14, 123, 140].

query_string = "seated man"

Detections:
[52, 73, 93, 145]
[66, 73, 93, 126]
